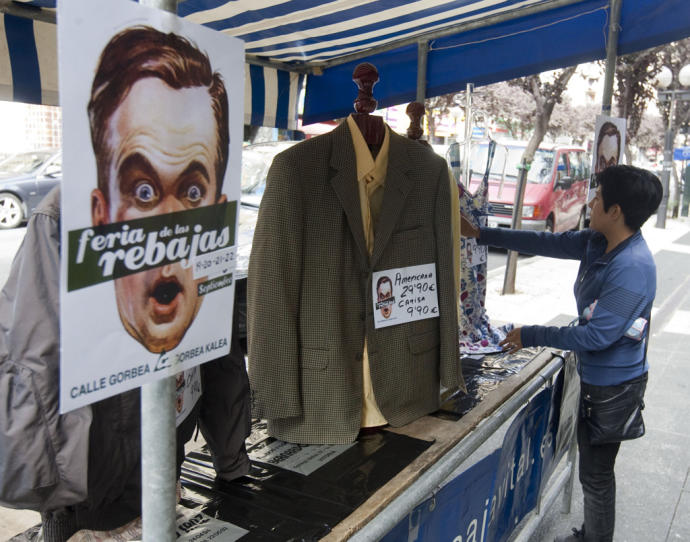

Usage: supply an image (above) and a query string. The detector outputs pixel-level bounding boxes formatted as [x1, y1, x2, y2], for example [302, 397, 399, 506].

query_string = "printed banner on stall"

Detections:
[486, 387, 553, 542]
[380, 449, 500, 542]
[57, 0, 244, 412]
[381, 384, 565, 542]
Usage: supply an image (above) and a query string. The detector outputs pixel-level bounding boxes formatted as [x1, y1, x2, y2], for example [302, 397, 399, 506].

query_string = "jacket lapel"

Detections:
[371, 131, 414, 267]
[328, 121, 369, 264]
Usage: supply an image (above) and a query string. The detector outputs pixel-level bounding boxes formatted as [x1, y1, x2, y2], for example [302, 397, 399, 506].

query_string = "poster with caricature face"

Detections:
[58, 0, 244, 412]
[588, 115, 626, 203]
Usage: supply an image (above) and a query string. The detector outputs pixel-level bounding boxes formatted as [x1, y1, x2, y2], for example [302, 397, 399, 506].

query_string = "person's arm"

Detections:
[478, 227, 590, 260]
[520, 263, 650, 352]
[460, 213, 589, 260]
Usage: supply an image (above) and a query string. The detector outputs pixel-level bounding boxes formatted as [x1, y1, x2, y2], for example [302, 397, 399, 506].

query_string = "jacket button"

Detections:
[360, 311, 366, 321]
[355, 353, 363, 362]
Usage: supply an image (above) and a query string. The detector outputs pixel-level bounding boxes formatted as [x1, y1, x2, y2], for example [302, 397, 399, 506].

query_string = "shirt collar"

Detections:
[346, 114, 390, 183]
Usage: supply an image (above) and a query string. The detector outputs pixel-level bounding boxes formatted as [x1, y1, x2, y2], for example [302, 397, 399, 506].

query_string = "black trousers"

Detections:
[577, 415, 621, 542]
[577, 372, 647, 542]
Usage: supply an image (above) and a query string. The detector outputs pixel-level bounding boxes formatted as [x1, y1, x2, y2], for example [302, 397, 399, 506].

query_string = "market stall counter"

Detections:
[178, 346, 577, 541]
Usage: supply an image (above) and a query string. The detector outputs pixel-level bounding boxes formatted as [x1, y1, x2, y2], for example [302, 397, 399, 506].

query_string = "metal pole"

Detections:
[348, 355, 564, 541]
[656, 95, 675, 229]
[463, 83, 474, 186]
[141, 377, 177, 541]
[416, 41, 428, 104]
[137, 4, 178, 541]
[502, 160, 529, 295]
[601, 0, 622, 115]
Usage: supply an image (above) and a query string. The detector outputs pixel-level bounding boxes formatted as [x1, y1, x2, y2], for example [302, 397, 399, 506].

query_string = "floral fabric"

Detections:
[453, 149, 513, 354]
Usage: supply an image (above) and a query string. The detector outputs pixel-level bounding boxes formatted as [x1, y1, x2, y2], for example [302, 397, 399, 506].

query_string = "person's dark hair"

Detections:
[376, 276, 392, 293]
[596, 165, 662, 230]
[596, 121, 621, 162]
[88, 26, 229, 202]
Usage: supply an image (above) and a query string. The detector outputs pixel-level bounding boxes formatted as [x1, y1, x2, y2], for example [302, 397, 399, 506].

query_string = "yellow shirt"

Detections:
[347, 114, 389, 427]
[346, 115, 461, 428]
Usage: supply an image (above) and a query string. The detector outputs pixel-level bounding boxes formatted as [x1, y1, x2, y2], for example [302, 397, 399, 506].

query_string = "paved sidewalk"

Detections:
[483, 218, 690, 542]
[2, 219, 690, 541]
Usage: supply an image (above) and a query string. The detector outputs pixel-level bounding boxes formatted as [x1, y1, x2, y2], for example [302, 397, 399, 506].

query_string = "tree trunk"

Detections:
[671, 165, 680, 218]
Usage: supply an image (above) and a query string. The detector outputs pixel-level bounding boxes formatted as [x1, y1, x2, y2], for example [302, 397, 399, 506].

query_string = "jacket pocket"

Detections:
[407, 329, 440, 355]
[300, 347, 330, 371]
[392, 228, 424, 244]
[0, 362, 59, 509]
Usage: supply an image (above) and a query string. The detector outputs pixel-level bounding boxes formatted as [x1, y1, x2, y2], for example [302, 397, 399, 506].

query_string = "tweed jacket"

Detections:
[247, 121, 463, 444]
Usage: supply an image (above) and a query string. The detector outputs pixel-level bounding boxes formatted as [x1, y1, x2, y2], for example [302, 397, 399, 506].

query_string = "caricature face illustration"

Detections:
[88, 27, 229, 353]
[91, 79, 224, 353]
[595, 122, 621, 175]
[377, 276, 394, 319]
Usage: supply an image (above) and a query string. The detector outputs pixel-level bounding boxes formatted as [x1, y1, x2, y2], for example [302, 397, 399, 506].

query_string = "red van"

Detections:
[464, 140, 590, 232]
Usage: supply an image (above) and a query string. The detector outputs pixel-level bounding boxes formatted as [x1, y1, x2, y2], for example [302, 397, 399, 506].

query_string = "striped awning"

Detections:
[244, 63, 304, 129]
[2, 0, 690, 126]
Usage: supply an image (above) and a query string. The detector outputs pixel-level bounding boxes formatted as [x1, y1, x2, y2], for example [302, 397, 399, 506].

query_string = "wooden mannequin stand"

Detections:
[351, 62, 385, 147]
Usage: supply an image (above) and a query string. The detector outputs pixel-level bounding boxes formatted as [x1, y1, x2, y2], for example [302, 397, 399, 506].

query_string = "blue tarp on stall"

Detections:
[2, 0, 690, 125]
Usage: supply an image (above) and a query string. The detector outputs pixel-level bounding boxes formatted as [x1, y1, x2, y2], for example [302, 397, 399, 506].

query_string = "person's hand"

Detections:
[461, 214, 479, 238]
[500, 327, 523, 354]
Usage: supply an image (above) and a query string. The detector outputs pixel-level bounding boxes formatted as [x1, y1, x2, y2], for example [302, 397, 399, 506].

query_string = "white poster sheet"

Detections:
[247, 423, 354, 476]
[58, 0, 244, 412]
[176, 508, 248, 541]
[589, 115, 627, 203]
[372, 263, 440, 329]
[175, 366, 202, 427]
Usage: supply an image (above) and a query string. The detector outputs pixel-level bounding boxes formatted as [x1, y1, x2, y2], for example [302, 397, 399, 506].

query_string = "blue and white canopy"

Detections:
[2, 0, 690, 126]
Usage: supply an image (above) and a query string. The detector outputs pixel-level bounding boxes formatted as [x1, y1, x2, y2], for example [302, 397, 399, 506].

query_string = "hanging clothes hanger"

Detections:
[351, 62, 385, 147]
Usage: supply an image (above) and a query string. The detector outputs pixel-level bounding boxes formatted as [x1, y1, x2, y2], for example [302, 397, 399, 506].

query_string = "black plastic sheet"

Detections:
[436, 347, 543, 420]
[179, 422, 433, 541]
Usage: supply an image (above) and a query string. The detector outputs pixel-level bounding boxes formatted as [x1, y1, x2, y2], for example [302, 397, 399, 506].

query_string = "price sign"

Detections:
[372, 263, 439, 329]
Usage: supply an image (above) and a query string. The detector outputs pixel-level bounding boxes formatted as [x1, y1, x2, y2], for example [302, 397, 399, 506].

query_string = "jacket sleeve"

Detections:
[435, 165, 464, 391]
[247, 151, 304, 419]
[0, 194, 91, 511]
[478, 227, 590, 260]
[521, 263, 650, 352]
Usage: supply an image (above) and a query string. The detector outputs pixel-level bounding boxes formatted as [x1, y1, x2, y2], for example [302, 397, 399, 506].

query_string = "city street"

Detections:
[1, 218, 689, 541]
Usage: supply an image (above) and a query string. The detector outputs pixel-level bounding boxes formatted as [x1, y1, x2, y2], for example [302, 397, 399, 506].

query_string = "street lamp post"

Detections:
[655, 65, 690, 229]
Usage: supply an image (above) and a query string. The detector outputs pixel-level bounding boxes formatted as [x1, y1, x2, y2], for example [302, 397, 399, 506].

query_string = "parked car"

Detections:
[0, 150, 62, 229]
[463, 140, 590, 232]
[234, 140, 299, 349]
[236, 140, 300, 276]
